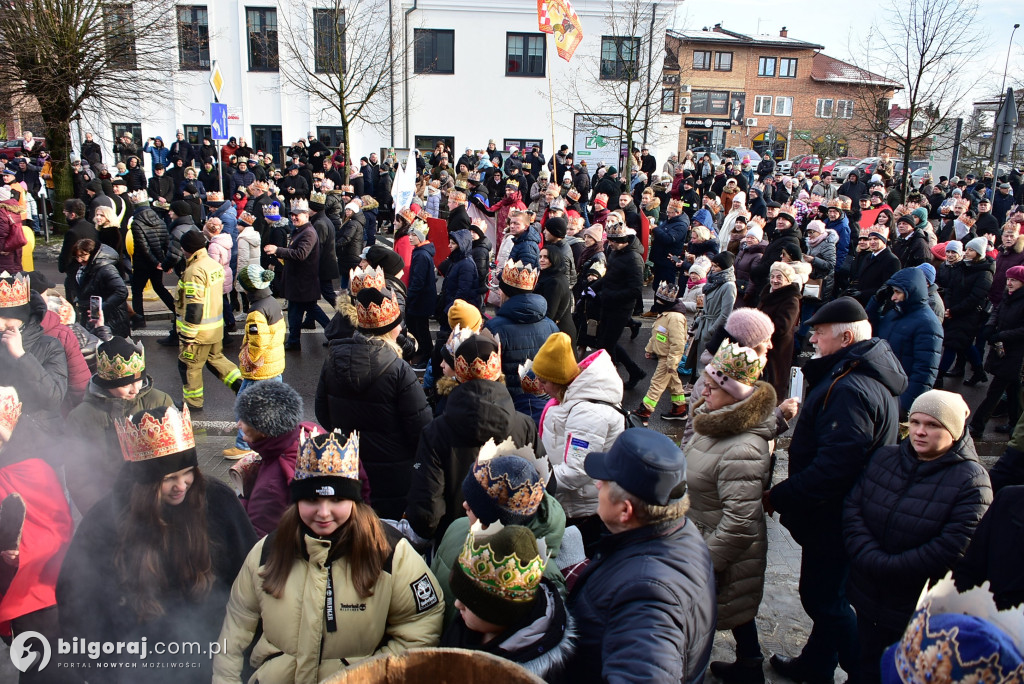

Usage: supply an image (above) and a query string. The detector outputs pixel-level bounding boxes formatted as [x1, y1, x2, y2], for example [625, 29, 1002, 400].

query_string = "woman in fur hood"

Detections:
[685, 340, 777, 684]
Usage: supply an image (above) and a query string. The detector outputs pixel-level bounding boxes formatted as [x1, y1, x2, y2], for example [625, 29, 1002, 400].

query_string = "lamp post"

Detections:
[991, 23, 1020, 190]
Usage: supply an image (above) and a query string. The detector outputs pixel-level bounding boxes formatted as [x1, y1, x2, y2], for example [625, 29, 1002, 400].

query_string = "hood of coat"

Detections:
[563, 349, 624, 405]
[208, 232, 232, 252]
[886, 267, 929, 313]
[328, 332, 400, 394]
[414, 240, 436, 260]
[86, 243, 120, 271]
[443, 379, 524, 446]
[450, 229, 473, 257]
[213, 201, 236, 220]
[804, 337, 909, 398]
[496, 293, 549, 324]
[900, 427, 980, 472]
[513, 224, 541, 246]
[691, 381, 777, 439]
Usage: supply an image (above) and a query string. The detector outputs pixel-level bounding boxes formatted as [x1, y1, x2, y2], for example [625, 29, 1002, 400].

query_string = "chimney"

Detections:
[713, 23, 724, 33]
[780, 26, 788, 38]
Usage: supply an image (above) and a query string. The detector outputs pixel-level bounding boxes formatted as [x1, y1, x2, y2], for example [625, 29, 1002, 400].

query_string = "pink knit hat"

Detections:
[583, 225, 604, 243]
[723, 309, 775, 348]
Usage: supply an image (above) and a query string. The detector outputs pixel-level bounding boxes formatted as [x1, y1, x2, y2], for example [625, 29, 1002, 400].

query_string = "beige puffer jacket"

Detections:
[684, 380, 777, 629]
[213, 532, 444, 684]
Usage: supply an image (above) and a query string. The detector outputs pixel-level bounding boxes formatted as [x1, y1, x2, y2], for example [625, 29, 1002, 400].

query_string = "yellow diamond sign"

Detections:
[209, 61, 224, 100]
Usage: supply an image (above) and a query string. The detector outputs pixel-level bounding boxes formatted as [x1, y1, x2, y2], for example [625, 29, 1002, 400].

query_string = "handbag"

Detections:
[802, 277, 822, 300]
[3, 218, 27, 252]
[588, 398, 646, 430]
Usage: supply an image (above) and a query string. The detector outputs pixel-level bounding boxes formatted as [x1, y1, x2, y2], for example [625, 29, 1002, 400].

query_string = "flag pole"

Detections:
[547, 31, 557, 164]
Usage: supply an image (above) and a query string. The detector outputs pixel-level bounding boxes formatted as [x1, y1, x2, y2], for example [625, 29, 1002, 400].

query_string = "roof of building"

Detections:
[810, 53, 901, 88]
[668, 25, 824, 50]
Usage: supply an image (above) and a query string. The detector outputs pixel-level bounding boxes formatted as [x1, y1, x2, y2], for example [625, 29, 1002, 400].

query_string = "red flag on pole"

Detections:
[537, 0, 583, 61]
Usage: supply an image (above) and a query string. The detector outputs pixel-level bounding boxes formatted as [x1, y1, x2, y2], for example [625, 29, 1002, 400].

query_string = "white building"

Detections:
[78, 0, 681, 169]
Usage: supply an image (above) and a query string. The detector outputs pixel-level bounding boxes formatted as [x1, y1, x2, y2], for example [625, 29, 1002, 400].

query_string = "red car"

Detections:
[792, 155, 822, 174]
[0, 139, 46, 162]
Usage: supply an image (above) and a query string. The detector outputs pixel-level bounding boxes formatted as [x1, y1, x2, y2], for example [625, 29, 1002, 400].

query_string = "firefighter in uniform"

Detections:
[176, 230, 242, 409]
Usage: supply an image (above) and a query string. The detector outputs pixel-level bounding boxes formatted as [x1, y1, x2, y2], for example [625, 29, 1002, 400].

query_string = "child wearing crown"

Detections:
[633, 280, 689, 423]
[213, 429, 445, 684]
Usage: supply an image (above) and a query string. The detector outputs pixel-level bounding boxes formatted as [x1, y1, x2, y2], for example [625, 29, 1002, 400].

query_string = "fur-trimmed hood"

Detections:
[691, 381, 777, 439]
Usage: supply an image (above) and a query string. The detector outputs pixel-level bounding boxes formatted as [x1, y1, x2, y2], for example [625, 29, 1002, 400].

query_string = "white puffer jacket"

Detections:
[542, 349, 625, 518]
[234, 224, 262, 291]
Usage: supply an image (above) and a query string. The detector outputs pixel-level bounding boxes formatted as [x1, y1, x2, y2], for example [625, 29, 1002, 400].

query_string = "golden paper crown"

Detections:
[356, 288, 401, 331]
[445, 324, 475, 359]
[290, 199, 310, 214]
[0, 386, 21, 436]
[294, 427, 360, 482]
[236, 156, 249, 164]
[505, 178, 520, 189]
[518, 359, 545, 396]
[458, 521, 547, 602]
[711, 339, 766, 387]
[668, 198, 685, 211]
[115, 405, 195, 463]
[655, 280, 680, 302]
[97, 339, 145, 381]
[349, 265, 386, 296]
[238, 211, 257, 225]
[500, 260, 539, 292]
[0, 271, 30, 308]
[340, 184, 355, 194]
[127, 189, 149, 204]
[206, 191, 224, 202]
[310, 190, 327, 205]
[453, 333, 503, 384]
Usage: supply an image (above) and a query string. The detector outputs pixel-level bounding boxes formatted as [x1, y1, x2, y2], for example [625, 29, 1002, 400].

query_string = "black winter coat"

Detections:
[407, 242, 438, 318]
[769, 338, 908, 551]
[76, 243, 130, 337]
[438, 230, 480, 313]
[277, 221, 321, 302]
[891, 229, 931, 268]
[592, 175, 622, 209]
[315, 333, 431, 519]
[147, 174, 174, 203]
[941, 256, 995, 350]
[955, 485, 1024, 610]
[311, 211, 340, 280]
[983, 287, 1024, 376]
[566, 518, 716, 684]
[600, 238, 644, 316]
[484, 294, 559, 400]
[844, 436, 991, 630]
[750, 228, 803, 288]
[404, 379, 537, 542]
[536, 265, 576, 342]
[848, 248, 902, 305]
[336, 213, 365, 273]
[470, 235, 491, 295]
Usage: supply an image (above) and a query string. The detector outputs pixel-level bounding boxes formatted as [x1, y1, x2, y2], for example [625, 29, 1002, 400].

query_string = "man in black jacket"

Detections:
[593, 166, 622, 209]
[847, 226, 902, 305]
[80, 132, 103, 168]
[84, 179, 114, 224]
[146, 163, 175, 225]
[126, 192, 176, 329]
[766, 297, 907, 684]
[58, 199, 97, 304]
[839, 171, 868, 205]
[891, 215, 931, 267]
[756, 152, 776, 182]
[169, 130, 196, 168]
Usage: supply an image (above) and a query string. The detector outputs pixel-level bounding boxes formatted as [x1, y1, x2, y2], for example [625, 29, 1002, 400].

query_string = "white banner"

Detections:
[392, 149, 417, 213]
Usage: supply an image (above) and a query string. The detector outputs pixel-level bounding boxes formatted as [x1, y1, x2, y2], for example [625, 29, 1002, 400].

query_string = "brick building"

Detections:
[663, 24, 898, 161]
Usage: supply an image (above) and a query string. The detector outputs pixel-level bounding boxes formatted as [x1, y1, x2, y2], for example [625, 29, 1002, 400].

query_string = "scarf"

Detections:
[686, 277, 706, 290]
[808, 230, 828, 247]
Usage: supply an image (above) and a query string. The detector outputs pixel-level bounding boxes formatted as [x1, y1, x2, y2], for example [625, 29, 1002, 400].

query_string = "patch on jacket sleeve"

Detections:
[248, 323, 260, 335]
[410, 574, 439, 613]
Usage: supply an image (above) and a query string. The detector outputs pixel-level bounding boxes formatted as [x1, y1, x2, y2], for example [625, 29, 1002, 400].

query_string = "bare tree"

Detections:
[794, 116, 859, 173]
[848, 0, 982, 201]
[277, 0, 404, 181]
[0, 0, 176, 219]
[557, 0, 671, 178]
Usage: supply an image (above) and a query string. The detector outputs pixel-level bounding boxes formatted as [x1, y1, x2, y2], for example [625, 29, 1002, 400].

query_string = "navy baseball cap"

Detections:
[584, 428, 687, 505]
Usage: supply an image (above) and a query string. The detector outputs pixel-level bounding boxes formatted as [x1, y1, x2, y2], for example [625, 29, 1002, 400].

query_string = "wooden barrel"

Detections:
[321, 648, 545, 684]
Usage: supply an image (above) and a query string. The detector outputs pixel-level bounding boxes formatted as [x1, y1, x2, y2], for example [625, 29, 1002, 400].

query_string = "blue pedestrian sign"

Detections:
[211, 103, 228, 141]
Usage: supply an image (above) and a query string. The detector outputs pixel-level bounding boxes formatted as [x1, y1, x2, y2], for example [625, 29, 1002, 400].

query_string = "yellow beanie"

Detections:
[447, 299, 483, 332]
[532, 333, 580, 386]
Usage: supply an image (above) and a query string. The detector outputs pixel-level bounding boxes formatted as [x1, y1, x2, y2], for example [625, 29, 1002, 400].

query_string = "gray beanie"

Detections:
[234, 382, 303, 437]
[965, 237, 988, 257]
[909, 389, 970, 441]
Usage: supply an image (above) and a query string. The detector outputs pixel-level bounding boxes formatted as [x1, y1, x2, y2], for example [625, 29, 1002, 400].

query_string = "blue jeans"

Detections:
[287, 299, 331, 344]
[235, 375, 283, 448]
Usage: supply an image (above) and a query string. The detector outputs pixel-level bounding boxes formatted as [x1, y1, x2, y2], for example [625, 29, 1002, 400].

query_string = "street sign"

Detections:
[211, 103, 228, 141]
[209, 61, 225, 101]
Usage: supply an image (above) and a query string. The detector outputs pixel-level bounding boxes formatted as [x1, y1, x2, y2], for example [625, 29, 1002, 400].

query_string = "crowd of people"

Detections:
[0, 133, 1022, 684]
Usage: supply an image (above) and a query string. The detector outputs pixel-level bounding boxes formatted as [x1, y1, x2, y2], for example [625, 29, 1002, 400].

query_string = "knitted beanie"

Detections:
[366, 245, 404, 277]
[909, 389, 970, 441]
[965, 237, 989, 257]
[234, 382, 303, 438]
[447, 299, 482, 332]
[180, 229, 207, 253]
[711, 251, 735, 270]
[583, 225, 603, 243]
[545, 216, 568, 239]
[945, 240, 964, 255]
[531, 332, 580, 386]
[917, 262, 937, 285]
[689, 258, 711, 279]
[238, 264, 274, 291]
[170, 200, 191, 217]
[806, 219, 827, 235]
[1006, 265, 1024, 282]
[724, 308, 775, 348]
[770, 260, 796, 284]
[745, 225, 764, 242]
[462, 454, 544, 526]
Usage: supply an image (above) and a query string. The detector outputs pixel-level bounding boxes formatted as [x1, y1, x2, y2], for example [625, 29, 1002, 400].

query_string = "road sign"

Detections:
[209, 61, 224, 101]
[211, 103, 228, 141]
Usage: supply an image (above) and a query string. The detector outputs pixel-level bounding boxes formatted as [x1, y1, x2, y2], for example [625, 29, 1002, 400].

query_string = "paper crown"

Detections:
[655, 280, 680, 302]
[518, 358, 545, 396]
[294, 427, 360, 482]
[45, 294, 75, 325]
[115, 405, 195, 463]
[340, 184, 355, 194]
[0, 386, 21, 436]
[238, 210, 257, 225]
[478, 435, 550, 486]
[506, 178, 520, 189]
[457, 521, 548, 602]
[349, 265, 386, 296]
[206, 191, 224, 202]
[236, 156, 249, 164]
[356, 287, 401, 332]
[710, 339, 766, 387]
[290, 199, 310, 214]
[97, 338, 145, 382]
[0, 271, 30, 308]
[500, 260, 539, 292]
[884, 574, 1024, 684]
[310, 190, 327, 205]
[455, 178, 469, 190]
[127, 189, 149, 204]
[668, 198, 685, 211]
[452, 330, 503, 384]
[445, 324, 475, 361]
[321, 179, 335, 191]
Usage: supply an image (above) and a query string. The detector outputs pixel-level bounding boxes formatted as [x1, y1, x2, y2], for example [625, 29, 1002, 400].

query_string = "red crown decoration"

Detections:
[0, 271, 30, 308]
[238, 211, 257, 226]
[115, 405, 195, 463]
[453, 334, 503, 384]
[518, 359, 545, 396]
[356, 288, 401, 331]
[0, 386, 22, 436]
[349, 265, 386, 296]
[500, 260, 539, 292]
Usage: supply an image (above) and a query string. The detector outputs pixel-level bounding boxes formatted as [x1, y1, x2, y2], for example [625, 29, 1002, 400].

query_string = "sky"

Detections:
[674, 0, 1023, 114]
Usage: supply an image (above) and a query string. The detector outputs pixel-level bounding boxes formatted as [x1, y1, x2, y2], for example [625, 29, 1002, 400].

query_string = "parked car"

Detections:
[854, 157, 881, 178]
[0, 139, 46, 162]
[910, 167, 933, 186]
[776, 159, 794, 175]
[791, 155, 823, 174]
[722, 147, 761, 165]
[822, 157, 859, 175]
[832, 159, 860, 180]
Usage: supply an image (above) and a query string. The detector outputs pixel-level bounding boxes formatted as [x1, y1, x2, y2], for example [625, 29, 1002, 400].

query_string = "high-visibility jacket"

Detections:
[176, 248, 225, 344]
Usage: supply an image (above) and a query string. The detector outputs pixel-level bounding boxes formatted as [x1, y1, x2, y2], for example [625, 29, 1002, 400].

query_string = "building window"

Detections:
[104, 3, 137, 70]
[507, 33, 545, 77]
[111, 123, 142, 150]
[774, 96, 794, 116]
[184, 125, 212, 145]
[753, 95, 773, 115]
[251, 125, 282, 163]
[692, 50, 711, 70]
[779, 58, 797, 78]
[714, 52, 733, 71]
[177, 6, 210, 70]
[317, 127, 346, 148]
[757, 56, 776, 77]
[836, 99, 854, 119]
[815, 98, 834, 118]
[313, 8, 345, 74]
[601, 36, 640, 80]
[246, 8, 278, 71]
[661, 89, 676, 113]
[690, 90, 730, 116]
[414, 29, 455, 74]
